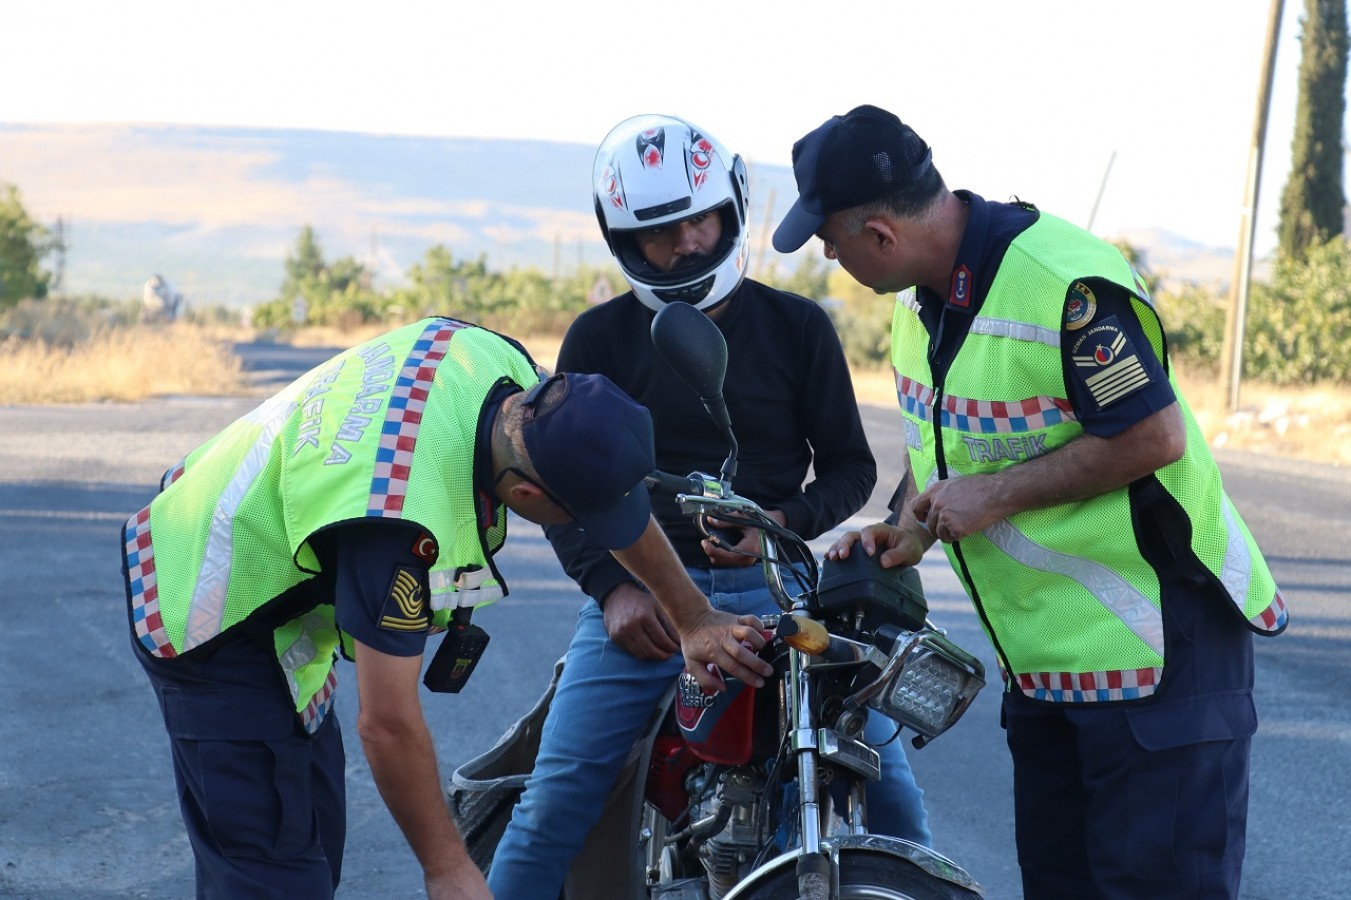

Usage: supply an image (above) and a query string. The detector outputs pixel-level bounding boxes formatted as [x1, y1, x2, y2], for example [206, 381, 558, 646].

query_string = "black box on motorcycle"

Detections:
[816, 552, 928, 633]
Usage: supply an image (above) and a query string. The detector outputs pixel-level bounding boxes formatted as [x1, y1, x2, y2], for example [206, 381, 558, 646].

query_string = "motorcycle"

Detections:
[450, 302, 987, 899]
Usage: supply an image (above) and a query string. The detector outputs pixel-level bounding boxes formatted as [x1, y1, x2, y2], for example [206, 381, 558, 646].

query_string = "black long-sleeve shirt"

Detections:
[544, 279, 877, 604]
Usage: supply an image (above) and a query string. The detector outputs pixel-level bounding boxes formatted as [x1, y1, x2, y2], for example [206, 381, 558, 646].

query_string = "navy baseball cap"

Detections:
[521, 372, 655, 550]
[772, 104, 933, 253]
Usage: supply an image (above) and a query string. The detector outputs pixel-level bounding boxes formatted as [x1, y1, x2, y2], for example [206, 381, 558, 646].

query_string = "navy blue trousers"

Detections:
[1002, 572, 1258, 899]
[137, 635, 347, 899]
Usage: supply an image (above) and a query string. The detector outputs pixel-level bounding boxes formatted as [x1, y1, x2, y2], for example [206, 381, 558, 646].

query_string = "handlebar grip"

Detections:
[777, 615, 862, 665]
[776, 614, 831, 655]
[645, 470, 705, 497]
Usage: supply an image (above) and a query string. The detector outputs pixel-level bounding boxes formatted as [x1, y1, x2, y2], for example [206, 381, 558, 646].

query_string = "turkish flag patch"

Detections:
[411, 532, 439, 564]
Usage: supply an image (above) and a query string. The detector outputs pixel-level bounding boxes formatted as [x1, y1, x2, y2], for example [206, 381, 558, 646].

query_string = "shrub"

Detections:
[1247, 237, 1351, 384]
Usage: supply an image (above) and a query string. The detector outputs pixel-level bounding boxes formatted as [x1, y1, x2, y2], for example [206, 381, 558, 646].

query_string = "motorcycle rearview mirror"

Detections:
[650, 302, 738, 480]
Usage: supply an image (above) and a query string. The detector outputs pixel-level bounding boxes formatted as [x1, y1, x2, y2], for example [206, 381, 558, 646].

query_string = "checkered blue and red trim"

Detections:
[1250, 590, 1289, 632]
[1131, 267, 1153, 304]
[896, 374, 935, 423]
[300, 668, 339, 734]
[1015, 666, 1160, 702]
[124, 505, 177, 657]
[896, 375, 1075, 434]
[160, 458, 186, 491]
[939, 393, 1075, 434]
[367, 321, 467, 517]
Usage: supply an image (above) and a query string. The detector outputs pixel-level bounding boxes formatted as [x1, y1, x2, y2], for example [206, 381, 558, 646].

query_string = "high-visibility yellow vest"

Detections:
[891, 213, 1286, 702]
[123, 318, 543, 729]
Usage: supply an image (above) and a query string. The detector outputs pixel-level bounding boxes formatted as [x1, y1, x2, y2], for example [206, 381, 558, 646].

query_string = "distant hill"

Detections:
[1111, 226, 1265, 290]
[0, 123, 1244, 309]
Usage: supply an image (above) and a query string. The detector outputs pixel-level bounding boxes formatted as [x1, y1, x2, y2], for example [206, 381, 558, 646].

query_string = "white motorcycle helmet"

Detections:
[593, 114, 750, 312]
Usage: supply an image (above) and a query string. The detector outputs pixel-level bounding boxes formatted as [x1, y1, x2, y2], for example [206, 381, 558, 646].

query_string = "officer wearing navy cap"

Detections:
[123, 318, 773, 900]
[781, 105, 1287, 899]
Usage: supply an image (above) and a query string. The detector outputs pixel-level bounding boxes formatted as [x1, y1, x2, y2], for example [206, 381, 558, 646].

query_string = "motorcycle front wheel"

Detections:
[730, 847, 982, 900]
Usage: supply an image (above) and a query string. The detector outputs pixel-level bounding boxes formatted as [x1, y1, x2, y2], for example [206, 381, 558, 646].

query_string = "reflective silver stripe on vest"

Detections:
[1219, 496, 1254, 614]
[969, 316, 1061, 349]
[897, 290, 1060, 350]
[182, 396, 300, 650]
[279, 613, 324, 698]
[897, 289, 921, 313]
[983, 518, 1166, 655]
[429, 567, 505, 610]
[278, 612, 335, 731]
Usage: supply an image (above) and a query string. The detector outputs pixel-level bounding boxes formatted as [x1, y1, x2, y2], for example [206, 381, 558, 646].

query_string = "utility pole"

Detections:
[51, 216, 68, 293]
[1086, 151, 1116, 232]
[1222, 0, 1285, 413]
[553, 232, 562, 300]
[754, 185, 776, 279]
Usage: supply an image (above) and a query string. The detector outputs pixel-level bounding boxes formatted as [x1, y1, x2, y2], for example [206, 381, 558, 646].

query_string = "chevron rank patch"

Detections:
[1070, 319, 1152, 409]
[380, 566, 431, 632]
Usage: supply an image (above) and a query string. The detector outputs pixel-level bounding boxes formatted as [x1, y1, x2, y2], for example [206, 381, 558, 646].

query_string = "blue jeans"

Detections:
[487, 565, 931, 900]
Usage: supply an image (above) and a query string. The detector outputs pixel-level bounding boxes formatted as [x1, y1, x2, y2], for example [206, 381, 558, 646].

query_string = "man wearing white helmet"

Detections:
[488, 114, 930, 898]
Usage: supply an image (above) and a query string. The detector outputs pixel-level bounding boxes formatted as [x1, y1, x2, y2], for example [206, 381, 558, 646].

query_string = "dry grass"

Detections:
[0, 325, 246, 403]
[4, 321, 1346, 468]
[850, 364, 1351, 467]
[282, 324, 567, 370]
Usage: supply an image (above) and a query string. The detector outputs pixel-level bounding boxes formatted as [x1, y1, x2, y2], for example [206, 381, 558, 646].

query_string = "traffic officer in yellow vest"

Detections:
[121, 316, 773, 900]
[774, 106, 1287, 899]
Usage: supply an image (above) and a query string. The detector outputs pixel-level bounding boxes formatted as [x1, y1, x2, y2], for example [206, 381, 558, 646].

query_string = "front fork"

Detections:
[786, 642, 874, 898]
[787, 642, 846, 900]
[787, 644, 826, 855]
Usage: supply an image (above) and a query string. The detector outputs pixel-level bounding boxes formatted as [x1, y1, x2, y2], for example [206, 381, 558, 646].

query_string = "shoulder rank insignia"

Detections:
[380, 566, 431, 632]
[1070, 319, 1151, 409]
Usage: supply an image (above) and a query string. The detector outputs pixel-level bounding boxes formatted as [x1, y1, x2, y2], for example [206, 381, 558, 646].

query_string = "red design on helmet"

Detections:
[592, 114, 750, 313]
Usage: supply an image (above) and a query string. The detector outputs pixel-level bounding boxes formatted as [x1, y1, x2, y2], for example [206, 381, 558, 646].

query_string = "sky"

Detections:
[2, 0, 1337, 260]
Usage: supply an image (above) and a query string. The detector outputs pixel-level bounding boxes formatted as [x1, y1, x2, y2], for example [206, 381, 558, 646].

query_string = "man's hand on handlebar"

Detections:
[678, 607, 774, 691]
[700, 510, 785, 568]
[602, 583, 681, 660]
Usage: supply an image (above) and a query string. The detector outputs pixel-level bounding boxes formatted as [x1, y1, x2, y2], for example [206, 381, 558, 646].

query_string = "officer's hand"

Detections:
[678, 608, 773, 692]
[425, 863, 491, 899]
[827, 522, 928, 569]
[913, 476, 998, 544]
[602, 582, 681, 660]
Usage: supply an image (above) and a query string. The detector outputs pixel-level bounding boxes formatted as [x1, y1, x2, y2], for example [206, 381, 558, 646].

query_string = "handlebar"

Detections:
[643, 470, 708, 498]
[645, 468, 818, 611]
[647, 471, 983, 746]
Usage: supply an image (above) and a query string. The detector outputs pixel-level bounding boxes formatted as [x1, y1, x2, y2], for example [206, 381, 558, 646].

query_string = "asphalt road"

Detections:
[0, 340, 1346, 899]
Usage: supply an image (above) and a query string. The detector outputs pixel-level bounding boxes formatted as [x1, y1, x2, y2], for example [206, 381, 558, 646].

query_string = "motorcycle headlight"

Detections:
[857, 630, 985, 746]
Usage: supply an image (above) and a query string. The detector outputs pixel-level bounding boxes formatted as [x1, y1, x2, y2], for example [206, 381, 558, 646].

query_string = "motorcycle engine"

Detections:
[695, 767, 767, 900]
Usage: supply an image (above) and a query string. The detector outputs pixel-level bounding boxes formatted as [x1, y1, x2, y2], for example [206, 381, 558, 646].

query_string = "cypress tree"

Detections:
[1278, 0, 1349, 258]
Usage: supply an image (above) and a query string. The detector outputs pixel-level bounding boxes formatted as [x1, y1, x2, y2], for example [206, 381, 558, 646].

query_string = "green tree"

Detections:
[0, 184, 56, 307]
[281, 225, 326, 300]
[1247, 236, 1351, 383]
[1153, 282, 1229, 371]
[1278, 0, 1349, 258]
[394, 246, 491, 319]
[777, 252, 831, 300]
[260, 226, 376, 328]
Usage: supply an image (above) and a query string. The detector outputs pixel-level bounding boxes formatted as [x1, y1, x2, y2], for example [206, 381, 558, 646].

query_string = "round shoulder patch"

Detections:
[1066, 281, 1097, 331]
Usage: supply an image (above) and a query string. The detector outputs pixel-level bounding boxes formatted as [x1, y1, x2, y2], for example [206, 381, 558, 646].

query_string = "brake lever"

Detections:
[700, 520, 745, 550]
